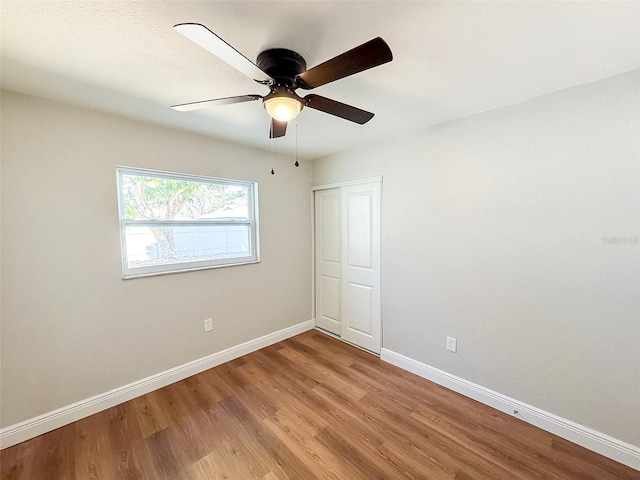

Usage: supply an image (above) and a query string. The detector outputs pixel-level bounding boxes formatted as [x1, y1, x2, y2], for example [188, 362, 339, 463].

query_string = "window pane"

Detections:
[121, 174, 249, 221]
[124, 224, 251, 269]
[117, 167, 259, 277]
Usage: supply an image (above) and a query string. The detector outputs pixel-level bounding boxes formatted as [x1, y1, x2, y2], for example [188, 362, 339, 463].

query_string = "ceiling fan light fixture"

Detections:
[172, 24, 393, 137]
[264, 95, 302, 122]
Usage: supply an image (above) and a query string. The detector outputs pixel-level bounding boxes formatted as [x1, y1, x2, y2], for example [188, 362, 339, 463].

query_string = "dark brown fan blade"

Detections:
[295, 37, 392, 90]
[172, 95, 261, 112]
[303, 94, 374, 124]
[270, 119, 287, 138]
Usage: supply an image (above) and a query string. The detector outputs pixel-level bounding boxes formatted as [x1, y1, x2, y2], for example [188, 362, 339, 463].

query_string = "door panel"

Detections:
[321, 195, 341, 264]
[345, 282, 373, 335]
[341, 182, 381, 353]
[320, 276, 341, 322]
[315, 188, 342, 335]
[347, 193, 372, 268]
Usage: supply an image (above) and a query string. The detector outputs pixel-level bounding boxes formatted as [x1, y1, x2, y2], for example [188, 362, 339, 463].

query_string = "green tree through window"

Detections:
[122, 175, 247, 258]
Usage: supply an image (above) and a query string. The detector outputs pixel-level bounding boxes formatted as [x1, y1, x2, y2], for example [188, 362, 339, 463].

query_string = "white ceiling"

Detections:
[2, 1, 639, 160]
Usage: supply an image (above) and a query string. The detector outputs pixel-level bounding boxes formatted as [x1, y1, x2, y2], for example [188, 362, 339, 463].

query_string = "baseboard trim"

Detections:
[380, 348, 640, 471]
[0, 319, 315, 450]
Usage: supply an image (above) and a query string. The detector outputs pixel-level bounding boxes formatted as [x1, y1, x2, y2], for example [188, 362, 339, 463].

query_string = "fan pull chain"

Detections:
[294, 118, 300, 167]
[270, 136, 275, 175]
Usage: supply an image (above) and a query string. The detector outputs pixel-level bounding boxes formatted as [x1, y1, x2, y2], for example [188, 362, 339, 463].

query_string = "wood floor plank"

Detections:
[2, 330, 639, 480]
[261, 413, 350, 480]
[74, 409, 119, 479]
[310, 383, 460, 479]
[219, 394, 319, 480]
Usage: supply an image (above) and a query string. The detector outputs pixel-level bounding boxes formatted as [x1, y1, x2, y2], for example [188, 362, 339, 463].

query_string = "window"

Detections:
[116, 167, 259, 278]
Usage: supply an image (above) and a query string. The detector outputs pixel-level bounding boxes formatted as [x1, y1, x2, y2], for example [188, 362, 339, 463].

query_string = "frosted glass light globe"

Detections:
[264, 96, 302, 122]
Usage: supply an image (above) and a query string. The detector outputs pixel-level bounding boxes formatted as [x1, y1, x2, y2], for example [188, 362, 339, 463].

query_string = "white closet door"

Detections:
[314, 181, 381, 353]
[314, 188, 342, 335]
[340, 182, 381, 353]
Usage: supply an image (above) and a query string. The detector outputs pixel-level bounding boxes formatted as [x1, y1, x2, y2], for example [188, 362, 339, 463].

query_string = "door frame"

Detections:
[311, 176, 383, 351]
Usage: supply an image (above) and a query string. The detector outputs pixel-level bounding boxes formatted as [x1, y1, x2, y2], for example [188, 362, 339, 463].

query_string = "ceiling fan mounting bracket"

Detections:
[256, 48, 306, 84]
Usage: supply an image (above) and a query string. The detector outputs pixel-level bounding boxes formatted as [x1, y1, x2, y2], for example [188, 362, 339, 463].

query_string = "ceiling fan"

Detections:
[171, 23, 393, 138]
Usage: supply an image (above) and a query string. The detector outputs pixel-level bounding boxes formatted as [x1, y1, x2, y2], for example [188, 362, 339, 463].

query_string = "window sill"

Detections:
[122, 259, 260, 279]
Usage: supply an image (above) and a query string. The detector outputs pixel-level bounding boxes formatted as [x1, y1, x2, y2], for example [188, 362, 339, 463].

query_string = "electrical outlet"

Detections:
[204, 318, 213, 333]
[446, 336, 457, 353]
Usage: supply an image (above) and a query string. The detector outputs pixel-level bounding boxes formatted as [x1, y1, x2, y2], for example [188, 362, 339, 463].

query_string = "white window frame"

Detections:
[116, 167, 260, 278]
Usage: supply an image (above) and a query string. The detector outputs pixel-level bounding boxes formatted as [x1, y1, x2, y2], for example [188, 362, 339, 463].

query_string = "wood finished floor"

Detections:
[1, 330, 638, 479]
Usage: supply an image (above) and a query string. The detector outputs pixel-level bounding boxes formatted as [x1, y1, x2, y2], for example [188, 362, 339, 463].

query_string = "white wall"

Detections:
[312, 70, 640, 447]
[0, 90, 312, 427]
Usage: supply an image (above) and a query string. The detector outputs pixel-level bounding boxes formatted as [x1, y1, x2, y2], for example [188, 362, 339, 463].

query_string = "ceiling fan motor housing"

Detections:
[257, 48, 307, 85]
